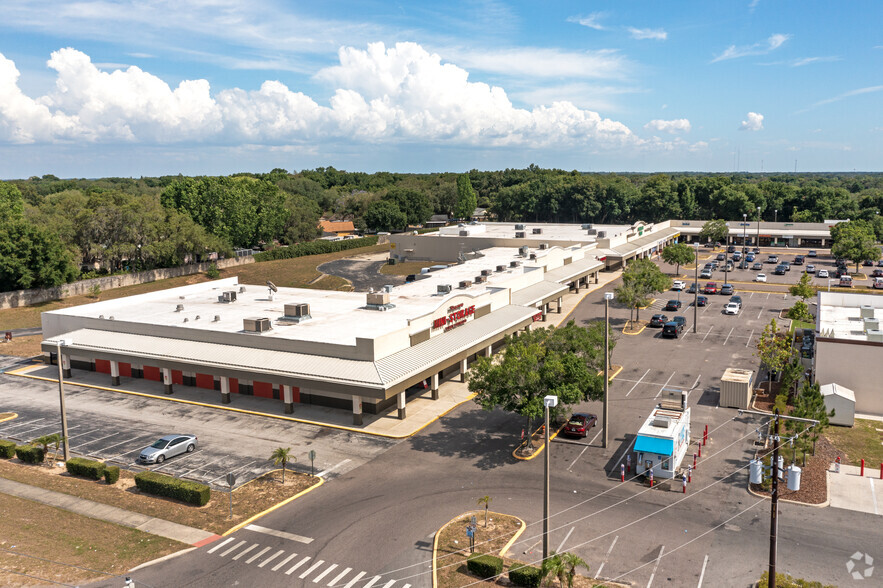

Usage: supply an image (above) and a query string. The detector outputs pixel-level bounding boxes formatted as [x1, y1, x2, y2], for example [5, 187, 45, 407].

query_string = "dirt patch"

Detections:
[0, 335, 43, 358]
[0, 493, 186, 587]
[0, 459, 319, 535]
[749, 436, 841, 505]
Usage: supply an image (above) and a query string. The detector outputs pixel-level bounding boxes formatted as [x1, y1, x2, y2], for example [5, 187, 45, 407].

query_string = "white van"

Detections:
[874, 277, 883, 290]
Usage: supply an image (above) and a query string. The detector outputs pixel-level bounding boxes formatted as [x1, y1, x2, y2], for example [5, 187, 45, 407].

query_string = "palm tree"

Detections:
[559, 552, 590, 588]
[541, 552, 566, 588]
[270, 447, 294, 483]
[477, 495, 492, 527]
[31, 433, 60, 467]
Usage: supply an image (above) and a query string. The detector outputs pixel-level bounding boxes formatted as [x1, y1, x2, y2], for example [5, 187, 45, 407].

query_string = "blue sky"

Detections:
[0, 0, 880, 178]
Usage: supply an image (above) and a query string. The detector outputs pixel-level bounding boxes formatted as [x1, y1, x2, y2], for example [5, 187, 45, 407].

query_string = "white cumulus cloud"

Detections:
[628, 27, 667, 41]
[0, 44, 643, 149]
[569, 12, 606, 30]
[644, 118, 691, 133]
[739, 112, 764, 131]
[713, 33, 791, 62]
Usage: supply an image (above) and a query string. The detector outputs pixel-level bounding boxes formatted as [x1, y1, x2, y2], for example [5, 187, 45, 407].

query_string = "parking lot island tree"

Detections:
[270, 447, 294, 484]
[698, 218, 730, 246]
[468, 322, 604, 451]
[830, 219, 880, 274]
[755, 318, 793, 390]
[616, 257, 672, 323]
[477, 495, 492, 527]
[785, 380, 833, 457]
[660, 242, 696, 276]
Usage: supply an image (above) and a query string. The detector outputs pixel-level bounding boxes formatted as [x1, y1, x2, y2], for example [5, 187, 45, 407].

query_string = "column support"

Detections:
[110, 360, 120, 386]
[558, 297, 563, 313]
[282, 384, 294, 414]
[459, 358, 468, 382]
[397, 392, 406, 420]
[353, 396, 363, 426]
[431, 372, 440, 400]
[162, 368, 173, 394]
[220, 376, 231, 404]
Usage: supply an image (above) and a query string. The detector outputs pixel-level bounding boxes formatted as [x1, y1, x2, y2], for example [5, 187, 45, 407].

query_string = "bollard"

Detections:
[693, 453, 697, 469]
[835, 456, 841, 474]
[621, 464, 625, 482]
[688, 465, 692, 483]
[703, 425, 708, 446]
[649, 470, 654, 488]
[698, 443, 702, 458]
[683, 474, 687, 493]
[861, 459, 865, 477]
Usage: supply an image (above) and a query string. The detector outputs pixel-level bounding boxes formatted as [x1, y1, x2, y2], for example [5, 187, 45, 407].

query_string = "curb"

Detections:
[622, 322, 647, 336]
[0, 412, 18, 423]
[746, 478, 830, 508]
[513, 423, 564, 461]
[222, 476, 325, 536]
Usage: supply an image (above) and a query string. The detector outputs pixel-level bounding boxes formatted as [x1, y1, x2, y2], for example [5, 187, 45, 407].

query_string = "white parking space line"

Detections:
[178, 455, 228, 478]
[66, 428, 104, 441]
[272, 552, 299, 572]
[99, 435, 149, 454]
[285, 556, 311, 575]
[329, 566, 352, 586]
[220, 540, 246, 557]
[723, 327, 734, 346]
[757, 305, 765, 319]
[745, 329, 754, 347]
[870, 478, 878, 515]
[647, 545, 665, 588]
[232, 543, 258, 560]
[342, 571, 367, 588]
[245, 523, 313, 544]
[595, 535, 618, 577]
[567, 445, 590, 472]
[14, 422, 65, 439]
[206, 537, 235, 554]
[317, 459, 351, 478]
[208, 459, 260, 484]
[612, 438, 636, 474]
[246, 546, 271, 564]
[71, 431, 118, 448]
[258, 549, 285, 568]
[313, 563, 338, 583]
[697, 554, 709, 587]
[655, 372, 676, 398]
[0, 417, 47, 432]
[702, 326, 714, 342]
[556, 527, 574, 553]
[300, 560, 325, 579]
[626, 369, 651, 397]
[690, 375, 701, 391]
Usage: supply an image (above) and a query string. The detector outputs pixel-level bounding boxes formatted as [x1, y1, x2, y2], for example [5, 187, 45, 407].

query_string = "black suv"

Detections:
[774, 265, 787, 275]
[662, 318, 686, 338]
[793, 255, 804, 265]
[649, 314, 669, 328]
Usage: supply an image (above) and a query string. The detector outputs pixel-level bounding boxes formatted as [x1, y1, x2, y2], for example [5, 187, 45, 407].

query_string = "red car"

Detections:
[563, 413, 597, 438]
[704, 282, 718, 294]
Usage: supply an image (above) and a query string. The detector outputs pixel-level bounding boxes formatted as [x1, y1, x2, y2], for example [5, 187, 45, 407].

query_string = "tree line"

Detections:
[2, 168, 881, 292]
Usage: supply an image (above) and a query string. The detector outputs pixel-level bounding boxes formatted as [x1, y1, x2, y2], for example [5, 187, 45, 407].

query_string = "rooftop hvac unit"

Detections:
[515, 224, 525, 230]
[860, 305, 875, 319]
[539, 243, 548, 250]
[243, 317, 271, 333]
[519, 245, 529, 257]
[529, 253, 537, 260]
[597, 230, 607, 238]
[213, 315, 221, 322]
[496, 265, 506, 272]
[863, 317, 879, 332]
[515, 231, 525, 238]
[474, 275, 487, 284]
[437, 284, 453, 294]
[587, 228, 598, 235]
[239, 286, 246, 293]
[383, 284, 394, 293]
[175, 304, 184, 312]
[284, 303, 311, 318]
[867, 329, 883, 343]
[220, 291, 237, 303]
[459, 230, 469, 236]
[481, 269, 492, 276]
[532, 228, 543, 234]
[582, 223, 593, 230]
[459, 280, 471, 289]
[510, 260, 521, 268]
[367, 292, 390, 306]
[652, 415, 672, 428]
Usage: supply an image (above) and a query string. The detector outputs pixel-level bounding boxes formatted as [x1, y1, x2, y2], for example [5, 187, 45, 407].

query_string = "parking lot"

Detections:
[0, 375, 398, 490]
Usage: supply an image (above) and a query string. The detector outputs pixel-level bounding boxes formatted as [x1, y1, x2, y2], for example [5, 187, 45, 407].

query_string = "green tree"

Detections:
[282, 194, 323, 244]
[468, 322, 604, 445]
[559, 552, 589, 588]
[540, 552, 567, 588]
[477, 495, 492, 527]
[382, 188, 432, 226]
[455, 174, 477, 220]
[270, 447, 294, 484]
[830, 220, 879, 273]
[755, 319, 792, 389]
[778, 352, 803, 403]
[618, 257, 672, 322]
[785, 380, 833, 457]
[0, 182, 25, 219]
[613, 281, 650, 325]
[364, 200, 408, 232]
[789, 272, 815, 301]
[30, 434, 61, 467]
[0, 219, 78, 291]
[660, 242, 696, 275]
[698, 218, 730, 245]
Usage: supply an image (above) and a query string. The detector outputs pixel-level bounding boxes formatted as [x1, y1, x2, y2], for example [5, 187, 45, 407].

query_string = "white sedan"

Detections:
[755, 273, 767, 282]
[724, 302, 741, 315]
[818, 269, 829, 278]
[672, 280, 686, 290]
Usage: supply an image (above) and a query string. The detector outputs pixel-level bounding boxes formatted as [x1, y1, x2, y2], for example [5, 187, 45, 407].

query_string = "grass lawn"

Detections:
[0, 243, 390, 332]
[788, 319, 815, 334]
[0, 458, 319, 535]
[823, 418, 883, 466]
[0, 335, 44, 359]
[0, 493, 186, 587]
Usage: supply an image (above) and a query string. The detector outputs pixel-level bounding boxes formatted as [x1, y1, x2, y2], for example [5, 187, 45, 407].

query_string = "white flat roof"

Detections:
[638, 407, 689, 440]
[435, 221, 633, 243]
[817, 291, 883, 341]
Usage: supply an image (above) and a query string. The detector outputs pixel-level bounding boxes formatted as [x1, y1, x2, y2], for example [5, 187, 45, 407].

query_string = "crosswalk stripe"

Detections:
[313, 563, 337, 583]
[286, 556, 311, 575]
[272, 552, 299, 572]
[362, 575, 382, 588]
[220, 540, 247, 557]
[380, 580, 395, 588]
[342, 571, 366, 588]
[401, 584, 411, 588]
[328, 566, 352, 586]
[233, 543, 259, 560]
[258, 549, 285, 568]
[206, 537, 235, 554]
[247, 546, 272, 564]
[300, 559, 326, 579]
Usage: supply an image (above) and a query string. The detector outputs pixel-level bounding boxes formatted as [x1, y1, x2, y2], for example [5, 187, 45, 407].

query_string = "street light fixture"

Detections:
[543, 394, 558, 561]
[774, 209, 778, 224]
[828, 278, 837, 292]
[603, 292, 614, 450]
[55, 338, 72, 461]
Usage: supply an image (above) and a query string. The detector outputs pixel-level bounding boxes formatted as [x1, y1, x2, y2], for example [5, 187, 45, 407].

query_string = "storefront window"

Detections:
[662, 458, 670, 470]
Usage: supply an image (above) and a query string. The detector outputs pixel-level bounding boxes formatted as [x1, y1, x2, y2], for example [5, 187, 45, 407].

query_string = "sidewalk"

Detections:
[828, 463, 881, 516]
[0, 477, 219, 545]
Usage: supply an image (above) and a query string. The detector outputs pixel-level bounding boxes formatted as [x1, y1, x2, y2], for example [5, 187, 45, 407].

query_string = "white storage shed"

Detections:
[820, 383, 855, 427]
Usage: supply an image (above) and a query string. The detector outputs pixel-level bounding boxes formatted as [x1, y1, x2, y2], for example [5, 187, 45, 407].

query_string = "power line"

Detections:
[0, 546, 158, 588]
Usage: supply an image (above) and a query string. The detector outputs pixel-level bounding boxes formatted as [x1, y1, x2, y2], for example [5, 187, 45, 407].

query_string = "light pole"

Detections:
[739, 409, 818, 588]
[55, 339, 71, 461]
[724, 224, 730, 286]
[603, 292, 614, 449]
[774, 209, 778, 224]
[757, 206, 762, 250]
[693, 243, 699, 334]
[828, 278, 836, 292]
[743, 213, 747, 253]
[543, 394, 558, 561]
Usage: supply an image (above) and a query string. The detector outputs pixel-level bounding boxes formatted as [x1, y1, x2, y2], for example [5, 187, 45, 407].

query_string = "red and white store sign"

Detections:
[432, 303, 476, 332]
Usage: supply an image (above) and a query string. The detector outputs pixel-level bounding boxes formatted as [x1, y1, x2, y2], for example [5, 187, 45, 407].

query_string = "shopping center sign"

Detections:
[432, 303, 476, 332]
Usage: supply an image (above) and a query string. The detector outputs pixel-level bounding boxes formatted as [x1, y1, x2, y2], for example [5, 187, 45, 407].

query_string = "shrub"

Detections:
[786, 300, 813, 322]
[466, 554, 503, 579]
[758, 570, 834, 588]
[103, 465, 120, 485]
[253, 236, 379, 262]
[0, 440, 16, 459]
[135, 471, 211, 506]
[15, 445, 45, 464]
[66, 457, 107, 480]
[205, 263, 221, 279]
[509, 564, 543, 587]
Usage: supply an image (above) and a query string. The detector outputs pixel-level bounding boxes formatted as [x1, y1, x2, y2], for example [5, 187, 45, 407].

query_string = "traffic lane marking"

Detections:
[626, 369, 651, 397]
[697, 554, 709, 587]
[245, 523, 314, 544]
[317, 458, 351, 478]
